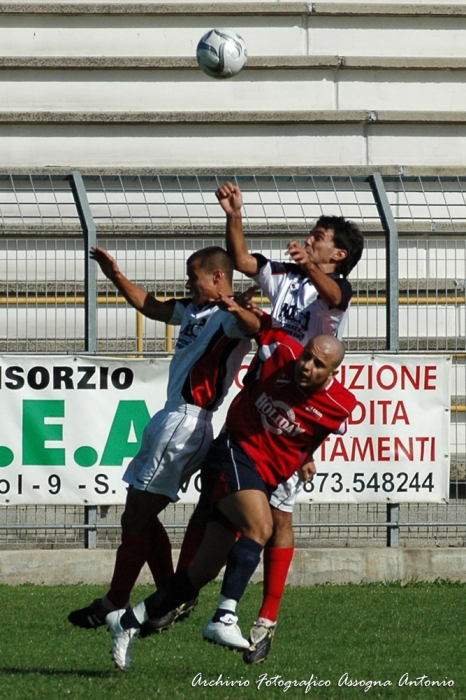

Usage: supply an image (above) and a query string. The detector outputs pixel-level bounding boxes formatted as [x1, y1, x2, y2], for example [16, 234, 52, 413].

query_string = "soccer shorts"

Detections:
[269, 472, 303, 513]
[123, 402, 214, 502]
[200, 432, 272, 511]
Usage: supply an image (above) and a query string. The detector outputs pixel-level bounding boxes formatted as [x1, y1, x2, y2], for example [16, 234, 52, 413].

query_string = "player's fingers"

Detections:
[243, 285, 260, 296]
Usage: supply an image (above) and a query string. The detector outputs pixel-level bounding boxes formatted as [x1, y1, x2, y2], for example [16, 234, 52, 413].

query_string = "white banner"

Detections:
[300, 355, 451, 504]
[0, 354, 451, 505]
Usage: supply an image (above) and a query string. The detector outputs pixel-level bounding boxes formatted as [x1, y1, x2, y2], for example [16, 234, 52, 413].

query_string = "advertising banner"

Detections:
[0, 354, 451, 505]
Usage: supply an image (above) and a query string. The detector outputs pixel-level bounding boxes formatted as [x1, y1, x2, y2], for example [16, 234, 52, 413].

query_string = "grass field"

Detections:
[1, 580, 465, 700]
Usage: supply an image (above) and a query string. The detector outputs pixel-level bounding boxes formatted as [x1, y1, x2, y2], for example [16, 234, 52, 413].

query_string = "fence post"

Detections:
[69, 171, 98, 548]
[85, 505, 98, 549]
[369, 172, 400, 547]
[69, 170, 97, 354]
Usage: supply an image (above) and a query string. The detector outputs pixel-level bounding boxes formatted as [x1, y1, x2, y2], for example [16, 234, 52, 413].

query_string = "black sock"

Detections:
[120, 608, 141, 630]
[220, 535, 263, 603]
[144, 568, 199, 620]
[212, 607, 234, 623]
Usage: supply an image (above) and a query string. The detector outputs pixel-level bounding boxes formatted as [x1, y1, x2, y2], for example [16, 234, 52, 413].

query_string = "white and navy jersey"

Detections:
[252, 255, 353, 343]
[166, 300, 251, 411]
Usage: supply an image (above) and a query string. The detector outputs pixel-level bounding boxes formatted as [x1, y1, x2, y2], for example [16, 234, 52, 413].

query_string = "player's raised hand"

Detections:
[215, 181, 243, 216]
[216, 293, 242, 314]
[217, 292, 261, 335]
[287, 240, 311, 269]
[236, 285, 263, 318]
[90, 246, 121, 281]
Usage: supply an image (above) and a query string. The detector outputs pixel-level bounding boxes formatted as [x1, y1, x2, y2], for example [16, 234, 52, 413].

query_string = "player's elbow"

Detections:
[234, 254, 259, 277]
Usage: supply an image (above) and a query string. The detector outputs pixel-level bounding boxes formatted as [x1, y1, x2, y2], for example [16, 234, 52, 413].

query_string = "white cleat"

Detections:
[106, 609, 139, 672]
[202, 613, 250, 650]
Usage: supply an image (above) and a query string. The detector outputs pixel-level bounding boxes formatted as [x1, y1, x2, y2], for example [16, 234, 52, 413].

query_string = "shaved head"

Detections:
[295, 334, 346, 393]
[306, 335, 345, 370]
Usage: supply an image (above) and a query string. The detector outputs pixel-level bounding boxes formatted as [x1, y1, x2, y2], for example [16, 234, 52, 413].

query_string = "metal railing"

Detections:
[0, 171, 465, 548]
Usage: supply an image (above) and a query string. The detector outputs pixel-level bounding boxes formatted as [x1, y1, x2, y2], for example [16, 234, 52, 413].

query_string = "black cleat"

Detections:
[243, 620, 276, 664]
[139, 608, 178, 638]
[139, 597, 199, 639]
[175, 597, 199, 622]
[68, 598, 109, 629]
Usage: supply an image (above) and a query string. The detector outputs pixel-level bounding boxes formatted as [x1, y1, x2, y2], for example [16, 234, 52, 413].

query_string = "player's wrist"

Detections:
[226, 210, 242, 220]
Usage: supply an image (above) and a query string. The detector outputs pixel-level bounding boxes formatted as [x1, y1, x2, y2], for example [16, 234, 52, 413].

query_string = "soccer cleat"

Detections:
[139, 607, 177, 638]
[243, 619, 276, 664]
[202, 613, 250, 650]
[106, 610, 139, 672]
[139, 597, 199, 638]
[176, 597, 199, 622]
[68, 598, 110, 629]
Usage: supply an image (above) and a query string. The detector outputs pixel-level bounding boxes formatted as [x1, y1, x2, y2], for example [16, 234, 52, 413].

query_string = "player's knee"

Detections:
[121, 493, 157, 535]
[121, 509, 148, 535]
[244, 519, 273, 546]
[271, 509, 293, 534]
[189, 501, 210, 527]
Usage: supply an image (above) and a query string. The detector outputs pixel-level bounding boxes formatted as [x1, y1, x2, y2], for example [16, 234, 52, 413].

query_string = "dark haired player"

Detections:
[215, 181, 364, 663]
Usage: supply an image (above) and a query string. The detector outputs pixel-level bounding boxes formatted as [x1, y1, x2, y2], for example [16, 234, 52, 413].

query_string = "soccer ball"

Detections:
[196, 28, 247, 79]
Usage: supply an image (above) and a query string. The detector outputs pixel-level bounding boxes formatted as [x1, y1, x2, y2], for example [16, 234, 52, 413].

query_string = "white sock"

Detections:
[132, 601, 148, 625]
[218, 595, 237, 614]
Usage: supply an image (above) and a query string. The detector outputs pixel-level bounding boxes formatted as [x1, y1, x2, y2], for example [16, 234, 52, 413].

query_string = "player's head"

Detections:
[294, 334, 345, 393]
[306, 216, 364, 278]
[186, 246, 234, 303]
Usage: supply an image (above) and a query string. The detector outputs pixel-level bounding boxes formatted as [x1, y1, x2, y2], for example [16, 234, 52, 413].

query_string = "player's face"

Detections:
[185, 259, 218, 305]
[304, 227, 343, 266]
[294, 340, 337, 393]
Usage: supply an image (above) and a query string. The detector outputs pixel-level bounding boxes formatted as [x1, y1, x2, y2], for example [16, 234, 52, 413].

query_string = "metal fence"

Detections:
[0, 171, 465, 549]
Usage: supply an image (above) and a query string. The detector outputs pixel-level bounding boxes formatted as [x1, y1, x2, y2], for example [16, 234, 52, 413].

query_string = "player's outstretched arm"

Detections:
[216, 182, 259, 277]
[217, 292, 261, 336]
[90, 247, 176, 323]
[287, 240, 343, 308]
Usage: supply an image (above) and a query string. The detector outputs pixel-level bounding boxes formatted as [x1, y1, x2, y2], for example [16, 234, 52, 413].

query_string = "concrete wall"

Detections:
[2, 548, 466, 586]
[2, 2, 466, 170]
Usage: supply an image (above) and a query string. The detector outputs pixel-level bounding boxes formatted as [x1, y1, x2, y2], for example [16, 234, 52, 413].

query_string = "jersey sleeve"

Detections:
[167, 299, 189, 326]
[252, 256, 283, 300]
[333, 276, 353, 311]
[221, 311, 252, 339]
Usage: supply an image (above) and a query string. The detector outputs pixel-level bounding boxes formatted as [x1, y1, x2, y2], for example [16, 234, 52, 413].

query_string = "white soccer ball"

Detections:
[196, 28, 247, 79]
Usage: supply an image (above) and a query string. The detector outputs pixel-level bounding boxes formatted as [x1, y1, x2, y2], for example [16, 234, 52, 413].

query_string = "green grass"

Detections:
[1, 580, 465, 700]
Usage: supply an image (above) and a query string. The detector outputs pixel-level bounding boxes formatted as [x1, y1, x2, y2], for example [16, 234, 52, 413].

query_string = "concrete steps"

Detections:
[1, 2, 466, 168]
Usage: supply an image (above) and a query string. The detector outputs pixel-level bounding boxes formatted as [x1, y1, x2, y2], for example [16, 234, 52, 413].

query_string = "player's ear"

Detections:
[331, 248, 348, 263]
[213, 269, 224, 283]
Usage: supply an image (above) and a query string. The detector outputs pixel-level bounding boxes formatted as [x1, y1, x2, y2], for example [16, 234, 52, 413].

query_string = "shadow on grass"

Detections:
[0, 667, 114, 678]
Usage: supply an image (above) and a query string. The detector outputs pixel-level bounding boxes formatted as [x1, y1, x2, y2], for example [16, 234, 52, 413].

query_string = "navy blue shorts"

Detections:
[200, 432, 272, 511]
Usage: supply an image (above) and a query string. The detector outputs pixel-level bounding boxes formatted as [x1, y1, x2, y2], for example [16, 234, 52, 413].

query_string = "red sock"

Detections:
[176, 520, 206, 571]
[106, 532, 151, 608]
[258, 547, 294, 623]
[146, 519, 174, 586]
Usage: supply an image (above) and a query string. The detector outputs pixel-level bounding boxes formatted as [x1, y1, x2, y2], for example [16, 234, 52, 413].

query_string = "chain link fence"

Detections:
[0, 172, 465, 548]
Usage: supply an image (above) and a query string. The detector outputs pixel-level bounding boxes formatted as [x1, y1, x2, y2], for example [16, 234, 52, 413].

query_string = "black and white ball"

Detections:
[196, 28, 247, 79]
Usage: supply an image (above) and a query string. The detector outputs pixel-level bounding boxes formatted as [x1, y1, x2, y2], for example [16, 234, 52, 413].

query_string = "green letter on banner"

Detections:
[23, 400, 65, 465]
[100, 400, 151, 466]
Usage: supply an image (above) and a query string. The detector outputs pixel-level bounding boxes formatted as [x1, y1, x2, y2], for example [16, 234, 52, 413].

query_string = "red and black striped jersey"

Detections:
[166, 300, 251, 412]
